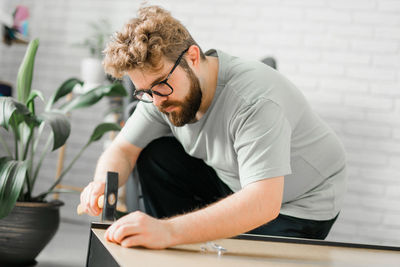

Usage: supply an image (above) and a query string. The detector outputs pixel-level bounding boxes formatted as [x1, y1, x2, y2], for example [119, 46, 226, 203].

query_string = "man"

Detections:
[79, 6, 347, 249]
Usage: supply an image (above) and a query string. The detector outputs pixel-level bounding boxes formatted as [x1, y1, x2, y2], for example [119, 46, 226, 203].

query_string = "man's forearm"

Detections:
[93, 136, 142, 186]
[167, 176, 284, 246]
[93, 148, 131, 186]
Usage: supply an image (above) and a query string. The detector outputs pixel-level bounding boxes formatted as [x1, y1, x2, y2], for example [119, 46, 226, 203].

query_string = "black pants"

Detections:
[136, 137, 337, 240]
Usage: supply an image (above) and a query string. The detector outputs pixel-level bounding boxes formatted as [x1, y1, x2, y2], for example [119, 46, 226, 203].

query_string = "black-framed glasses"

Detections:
[133, 48, 189, 103]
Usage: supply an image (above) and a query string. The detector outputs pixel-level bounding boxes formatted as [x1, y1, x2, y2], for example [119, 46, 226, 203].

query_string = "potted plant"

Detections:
[75, 19, 113, 94]
[0, 38, 127, 266]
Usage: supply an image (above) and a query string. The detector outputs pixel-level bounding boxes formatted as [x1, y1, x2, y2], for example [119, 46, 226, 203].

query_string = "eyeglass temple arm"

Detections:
[167, 48, 189, 79]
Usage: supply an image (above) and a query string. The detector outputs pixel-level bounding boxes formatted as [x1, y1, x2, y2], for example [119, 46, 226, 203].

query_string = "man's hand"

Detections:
[105, 211, 174, 249]
[79, 180, 106, 216]
[78, 135, 142, 216]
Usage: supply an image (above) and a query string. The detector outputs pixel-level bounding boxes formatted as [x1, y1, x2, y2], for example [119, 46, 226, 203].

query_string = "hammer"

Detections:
[77, 171, 121, 221]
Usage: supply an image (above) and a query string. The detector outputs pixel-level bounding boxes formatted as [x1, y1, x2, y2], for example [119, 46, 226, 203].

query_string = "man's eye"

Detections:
[152, 83, 172, 95]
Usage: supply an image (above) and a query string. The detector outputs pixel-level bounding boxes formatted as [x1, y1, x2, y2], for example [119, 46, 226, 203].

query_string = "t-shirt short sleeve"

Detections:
[119, 102, 171, 148]
[231, 99, 292, 188]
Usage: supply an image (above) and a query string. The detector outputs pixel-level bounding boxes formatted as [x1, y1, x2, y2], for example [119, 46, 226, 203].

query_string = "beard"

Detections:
[158, 67, 202, 127]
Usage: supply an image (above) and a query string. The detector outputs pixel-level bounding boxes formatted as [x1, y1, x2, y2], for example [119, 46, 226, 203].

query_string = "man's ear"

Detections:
[186, 45, 201, 69]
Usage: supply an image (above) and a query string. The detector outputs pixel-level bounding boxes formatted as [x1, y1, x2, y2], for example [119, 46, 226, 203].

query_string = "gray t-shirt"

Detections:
[120, 49, 347, 220]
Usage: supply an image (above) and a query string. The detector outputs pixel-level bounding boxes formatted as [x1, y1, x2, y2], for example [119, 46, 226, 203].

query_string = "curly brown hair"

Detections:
[103, 5, 205, 78]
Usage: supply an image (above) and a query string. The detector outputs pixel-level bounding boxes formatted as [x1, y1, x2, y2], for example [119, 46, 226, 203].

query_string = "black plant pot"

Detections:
[0, 200, 64, 266]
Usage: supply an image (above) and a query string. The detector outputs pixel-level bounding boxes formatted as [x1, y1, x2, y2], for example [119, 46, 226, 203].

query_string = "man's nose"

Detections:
[152, 94, 168, 107]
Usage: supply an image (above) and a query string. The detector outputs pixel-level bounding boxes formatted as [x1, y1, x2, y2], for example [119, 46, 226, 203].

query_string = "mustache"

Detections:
[159, 101, 182, 112]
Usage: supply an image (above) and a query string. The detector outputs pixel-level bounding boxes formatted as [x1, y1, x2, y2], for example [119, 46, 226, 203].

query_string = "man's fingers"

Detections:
[89, 193, 100, 215]
[80, 184, 91, 210]
[120, 235, 143, 248]
[78, 181, 105, 216]
[105, 211, 146, 242]
[103, 211, 170, 249]
[113, 224, 142, 243]
[80, 185, 92, 214]
[105, 218, 131, 242]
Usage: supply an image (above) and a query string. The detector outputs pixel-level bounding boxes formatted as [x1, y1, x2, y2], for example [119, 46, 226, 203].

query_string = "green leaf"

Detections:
[0, 160, 28, 219]
[46, 78, 83, 110]
[26, 90, 45, 107]
[16, 39, 39, 104]
[61, 83, 127, 113]
[26, 89, 45, 114]
[0, 162, 12, 197]
[19, 123, 32, 149]
[0, 157, 11, 167]
[0, 97, 31, 131]
[38, 110, 71, 151]
[104, 83, 127, 97]
[88, 122, 121, 143]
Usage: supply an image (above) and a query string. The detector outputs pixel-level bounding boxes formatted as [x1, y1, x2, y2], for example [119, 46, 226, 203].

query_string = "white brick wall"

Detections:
[1, 0, 399, 246]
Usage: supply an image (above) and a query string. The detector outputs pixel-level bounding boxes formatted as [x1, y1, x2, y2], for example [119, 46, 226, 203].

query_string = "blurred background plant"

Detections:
[73, 19, 115, 93]
[74, 18, 112, 59]
[0, 38, 127, 219]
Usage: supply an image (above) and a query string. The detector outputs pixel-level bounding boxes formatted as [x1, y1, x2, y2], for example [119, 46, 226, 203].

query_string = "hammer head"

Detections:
[102, 171, 119, 222]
